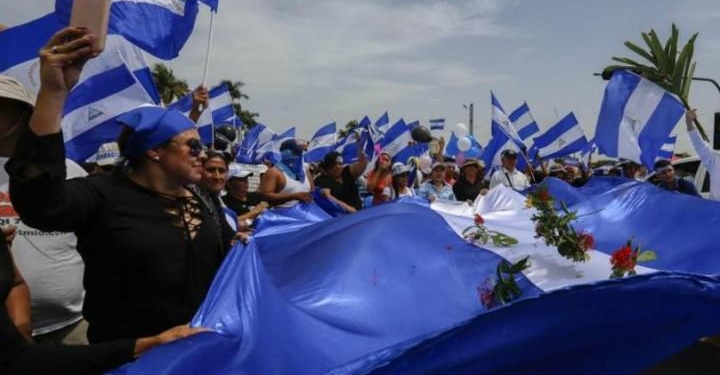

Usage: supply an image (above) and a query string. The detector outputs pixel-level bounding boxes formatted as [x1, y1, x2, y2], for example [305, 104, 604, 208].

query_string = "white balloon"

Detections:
[457, 136, 472, 152]
[418, 154, 433, 174]
[454, 123, 468, 137]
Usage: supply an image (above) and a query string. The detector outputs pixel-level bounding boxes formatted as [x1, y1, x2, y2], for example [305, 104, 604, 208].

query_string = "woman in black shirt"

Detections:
[453, 159, 488, 203]
[6, 28, 232, 343]
[0, 231, 204, 375]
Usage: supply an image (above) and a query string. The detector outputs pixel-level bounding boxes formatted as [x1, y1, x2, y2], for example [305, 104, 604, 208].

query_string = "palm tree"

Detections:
[338, 120, 359, 139]
[151, 63, 190, 106]
[602, 24, 707, 140]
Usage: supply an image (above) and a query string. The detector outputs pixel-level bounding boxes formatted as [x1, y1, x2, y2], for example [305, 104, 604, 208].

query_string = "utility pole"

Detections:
[463, 103, 475, 136]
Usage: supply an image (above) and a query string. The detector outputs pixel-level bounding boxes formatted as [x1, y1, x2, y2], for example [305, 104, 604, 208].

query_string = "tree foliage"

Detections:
[151, 63, 189, 105]
[338, 119, 359, 139]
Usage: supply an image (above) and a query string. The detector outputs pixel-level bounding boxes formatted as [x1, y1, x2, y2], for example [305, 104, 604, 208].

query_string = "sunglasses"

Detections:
[171, 138, 205, 157]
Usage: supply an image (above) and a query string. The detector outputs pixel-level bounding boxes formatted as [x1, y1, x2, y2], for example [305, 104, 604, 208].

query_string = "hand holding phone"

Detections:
[70, 0, 111, 53]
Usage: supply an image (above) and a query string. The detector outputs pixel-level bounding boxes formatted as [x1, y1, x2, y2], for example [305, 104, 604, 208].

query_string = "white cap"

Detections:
[391, 162, 411, 176]
[95, 142, 120, 166]
[228, 163, 253, 179]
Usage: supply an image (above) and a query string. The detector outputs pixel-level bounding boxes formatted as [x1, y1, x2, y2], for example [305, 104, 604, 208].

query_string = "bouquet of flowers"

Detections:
[526, 186, 595, 262]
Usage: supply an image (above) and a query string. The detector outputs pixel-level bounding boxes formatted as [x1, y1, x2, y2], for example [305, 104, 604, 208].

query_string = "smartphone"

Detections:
[70, 0, 111, 53]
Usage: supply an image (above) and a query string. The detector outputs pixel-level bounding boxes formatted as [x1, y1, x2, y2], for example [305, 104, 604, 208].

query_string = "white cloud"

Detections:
[168, 0, 513, 135]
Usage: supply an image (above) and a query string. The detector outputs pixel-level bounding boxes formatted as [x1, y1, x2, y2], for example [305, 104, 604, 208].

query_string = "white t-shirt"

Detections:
[0, 158, 87, 335]
[489, 167, 530, 191]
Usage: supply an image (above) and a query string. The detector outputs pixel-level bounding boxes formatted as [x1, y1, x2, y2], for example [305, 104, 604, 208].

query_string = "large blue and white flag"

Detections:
[491, 92, 525, 148]
[0, 14, 160, 103]
[304, 122, 337, 163]
[168, 84, 234, 144]
[110, 179, 720, 375]
[594, 70, 685, 168]
[508, 102, 540, 141]
[656, 136, 677, 161]
[62, 64, 154, 162]
[55, 0, 200, 59]
[530, 112, 588, 161]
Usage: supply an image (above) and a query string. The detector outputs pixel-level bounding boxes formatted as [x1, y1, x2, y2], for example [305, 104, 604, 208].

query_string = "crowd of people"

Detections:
[1, 26, 718, 375]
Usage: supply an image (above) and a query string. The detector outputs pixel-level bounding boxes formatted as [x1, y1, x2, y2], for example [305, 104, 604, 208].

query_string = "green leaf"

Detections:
[624, 41, 656, 65]
[611, 56, 649, 68]
[510, 257, 530, 273]
[672, 39, 691, 95]
[507, 277, 521, 295]
[683, 61, 696, 100]
[665, 24, 679, 73]
[636, 250, 657, 262]
[647, 29, 669, 72]
[500, 260, 511, 274]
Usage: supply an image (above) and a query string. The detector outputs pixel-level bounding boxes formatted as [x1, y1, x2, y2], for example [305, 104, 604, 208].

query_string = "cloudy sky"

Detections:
[3, 0, 720, 154]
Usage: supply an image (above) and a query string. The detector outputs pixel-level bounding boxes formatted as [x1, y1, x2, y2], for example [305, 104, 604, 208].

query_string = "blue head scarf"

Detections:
[117, 106, 195, 159]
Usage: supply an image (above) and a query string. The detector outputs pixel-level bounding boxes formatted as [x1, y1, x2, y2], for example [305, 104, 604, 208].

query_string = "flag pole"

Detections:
[201, 10, 216, 149]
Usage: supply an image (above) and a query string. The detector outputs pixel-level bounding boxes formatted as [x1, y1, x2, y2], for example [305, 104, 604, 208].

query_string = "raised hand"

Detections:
[39, 27, 96, 94]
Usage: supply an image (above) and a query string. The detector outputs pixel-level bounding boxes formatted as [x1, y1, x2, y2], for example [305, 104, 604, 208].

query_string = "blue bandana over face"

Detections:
[277, 149, 305, 182]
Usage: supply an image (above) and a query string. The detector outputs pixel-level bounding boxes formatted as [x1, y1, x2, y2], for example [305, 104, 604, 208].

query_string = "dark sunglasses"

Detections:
[171, 138, 205, 157]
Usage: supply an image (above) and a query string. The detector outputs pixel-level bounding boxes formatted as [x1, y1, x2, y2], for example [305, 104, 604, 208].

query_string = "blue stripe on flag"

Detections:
[0, 14, 62, 71]
[55, 0, 200, 59]
[638, 94, 685, 166]
[594, 70, 641, 158]
[65, 117, 123, 162]
[63, 65, 135, 115]
[375, 111, 389, 127]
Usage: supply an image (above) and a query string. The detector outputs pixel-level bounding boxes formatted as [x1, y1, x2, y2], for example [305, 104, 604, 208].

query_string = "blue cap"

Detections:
[117, 106, 195, 158]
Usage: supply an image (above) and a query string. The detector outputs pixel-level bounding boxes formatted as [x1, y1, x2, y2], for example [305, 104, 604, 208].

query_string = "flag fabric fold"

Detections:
[108, 179, 720, 375]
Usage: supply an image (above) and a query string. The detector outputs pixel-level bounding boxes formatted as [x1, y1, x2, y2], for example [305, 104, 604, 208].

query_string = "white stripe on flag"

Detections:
[62, 82, 150, 141]
[617, 79, 665, 162]
[117, 0, 187, 16]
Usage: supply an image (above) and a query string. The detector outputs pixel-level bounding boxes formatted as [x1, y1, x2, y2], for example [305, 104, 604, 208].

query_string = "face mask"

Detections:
[280, 149, 305, 182]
